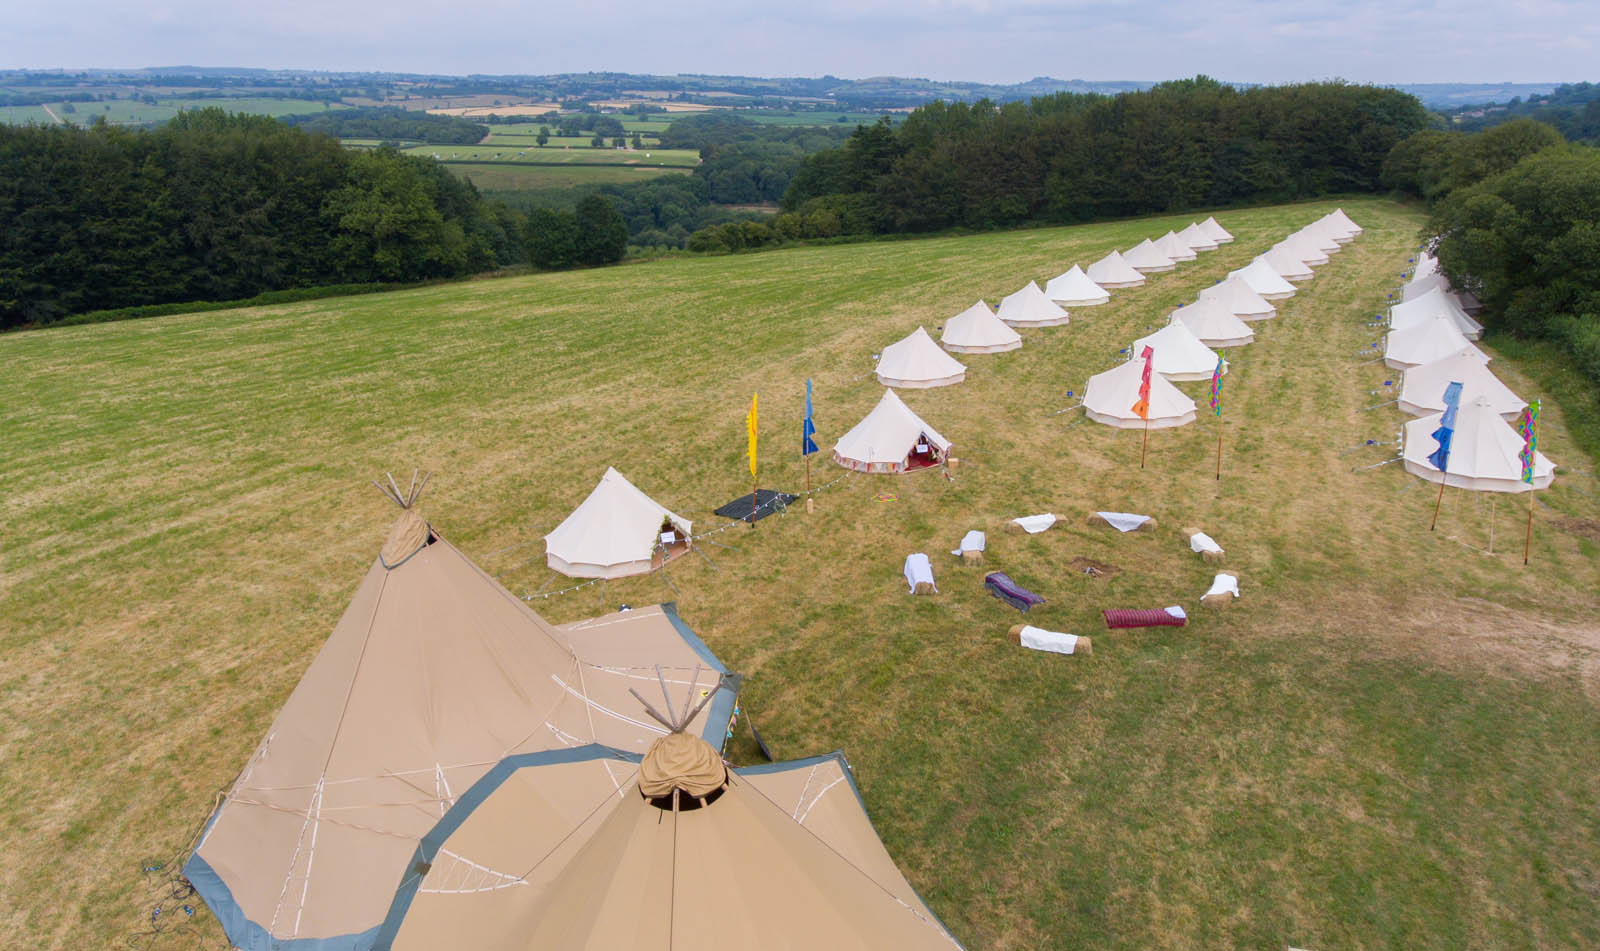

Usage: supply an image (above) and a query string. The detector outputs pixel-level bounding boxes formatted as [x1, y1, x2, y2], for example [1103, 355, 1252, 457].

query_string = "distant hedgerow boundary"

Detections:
[37, 283, 400, 330]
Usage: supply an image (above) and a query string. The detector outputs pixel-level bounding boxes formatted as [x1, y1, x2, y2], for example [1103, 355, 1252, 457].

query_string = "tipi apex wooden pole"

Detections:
[1523, 487, 1535, 565]
[1429, 479, 1446, 531]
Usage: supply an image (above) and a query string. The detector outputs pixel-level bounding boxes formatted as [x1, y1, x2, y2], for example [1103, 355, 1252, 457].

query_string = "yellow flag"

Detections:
[746, 393, 758, 480]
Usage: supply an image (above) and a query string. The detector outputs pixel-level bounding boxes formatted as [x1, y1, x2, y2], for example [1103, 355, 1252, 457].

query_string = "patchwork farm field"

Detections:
[3, 199, 1599, 949]
[0, 97, 346, 126]
[399, 143, 699, 167]
[452, 163, 693, 189]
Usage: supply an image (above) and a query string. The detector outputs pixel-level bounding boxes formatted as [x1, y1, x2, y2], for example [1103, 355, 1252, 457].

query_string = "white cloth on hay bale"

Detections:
[1189, 532, 1223, 555]
[1164, 605, 1188, 619]
[1011, 514, 1057, 534]
[1097, 511, 1151, 533]
[1203, 574, 1239, 599]
[1018, 626, 1081, 655]
[903, 553, 937, 593]
[951, 530, 986, 556]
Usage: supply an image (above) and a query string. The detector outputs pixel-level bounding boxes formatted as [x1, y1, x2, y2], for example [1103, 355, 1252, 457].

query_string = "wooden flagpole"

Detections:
[1140, 417, 1149, 469]
[1429, 479, 1446, 531]
[804, 453, 813, 513]
[1215, 424, 1223, 481]
[1523, 486, 1535, 565]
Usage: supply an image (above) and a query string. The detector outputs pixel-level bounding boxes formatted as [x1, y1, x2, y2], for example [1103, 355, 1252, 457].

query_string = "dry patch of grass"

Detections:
[2, 199, 1599, 949]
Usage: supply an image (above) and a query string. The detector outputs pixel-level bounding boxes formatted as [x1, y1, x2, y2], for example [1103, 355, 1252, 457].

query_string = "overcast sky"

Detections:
[8, 0, 1597, 84]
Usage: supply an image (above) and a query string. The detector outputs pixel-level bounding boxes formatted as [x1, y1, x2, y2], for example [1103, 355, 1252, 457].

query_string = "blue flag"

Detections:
[802, 379, 818, 456]
[1427, 381, 1463, 472]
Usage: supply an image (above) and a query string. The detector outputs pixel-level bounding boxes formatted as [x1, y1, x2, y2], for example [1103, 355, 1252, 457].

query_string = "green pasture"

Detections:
[401, 143, 699, 167]
[0, 97, 346, 126]
[2, 198, 1598, 949]
[448, 163, 692, 189]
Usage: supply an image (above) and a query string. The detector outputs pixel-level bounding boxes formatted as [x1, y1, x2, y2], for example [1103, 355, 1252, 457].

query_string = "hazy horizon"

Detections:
[7, 0, 1597, 86]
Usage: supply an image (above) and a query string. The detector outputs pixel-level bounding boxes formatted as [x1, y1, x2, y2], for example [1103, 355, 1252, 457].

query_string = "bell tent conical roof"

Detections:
[1086, 249, 1147, 288]
[1171, 297, 1254, 348]
[1390, 286, 1484, 339]
[1043, 264, 1109, 307]
[1123, 238, 1176, 273]
[943, 300, 1023, 352]
[996, 281, 1069, 328]
[833, 389, 952, 473]
[1082, 356, 1197, 429]
[1402, 396, 1555, 492]
[1198, 275, 1276, 320]
[1176, 221, 1218, 252]
[1131, 321, 1227, 381]
[1399, 349, 1525, 420]
[1155, 231, 1198, 262]
[546, 467, 693, 579]
[1230, 259, 1297, 300]
[1384, 314, 1489, 370]
[1198, 216, 1234, 243]
[875, 327, 967, 388]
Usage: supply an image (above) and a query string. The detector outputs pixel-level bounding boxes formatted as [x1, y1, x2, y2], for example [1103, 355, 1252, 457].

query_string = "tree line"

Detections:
[1388, 118, 1600, 390]
[281, 107, 489, 145]
[0, 110, 533, 327]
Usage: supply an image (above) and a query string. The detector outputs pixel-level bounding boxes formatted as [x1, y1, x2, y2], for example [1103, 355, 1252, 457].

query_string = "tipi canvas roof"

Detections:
[1155, 231, 1198, 262]
[1231, 259, 1297, 300]
[1390, 287, 1483, 339]
[1413, 251, 1439, 280]
[1399, 350, 1525, 420]
[1132, 321, 1227, 381]
[1402, 272, 1480, 311]
[1296, 222, 1341, 253]
[1124, 238, 1176, 273]
[1326, 207, 1362, 235]
[1083, 357, 1197, 429]
[382, 736, 964, 950]
[546, 467, 693, 578]
[1402, 397, 1554, 492]
[996, 281, 1069, 328]
[1171, 297, 1254, 348]
[1199, 275, 1276, 320]
[943, 300, 1023, 352]
[186, 512, 735, 949]
[1177, 221, 1218, 251]
[1199, 216, 1234, 243]
[1384, 314, 1489, 370]
[1043, 264, 1109, 306]
[876, 326, 967, 388]
[1086, 249, 1147, 288]
[1278, 234, 1327, 267]
[834, 389, 952, 473]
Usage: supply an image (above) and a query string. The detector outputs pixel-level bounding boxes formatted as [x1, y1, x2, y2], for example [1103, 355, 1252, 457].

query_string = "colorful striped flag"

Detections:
[802, 379, 818, 456]
[1519, 399, 1540, 483]
[746, 393, 758, 479]
[1131, 346, 1154, 420]
[1209, 355, 1223, 417]
[1427, 381, 1463, 472]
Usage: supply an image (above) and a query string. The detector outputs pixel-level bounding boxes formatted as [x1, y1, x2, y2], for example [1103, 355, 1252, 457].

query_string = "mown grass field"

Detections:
[400, 143, 698, 167]
[0, 97, 346, 126]
[455, 163, 693, 190]
[3, 199, 1599, 949]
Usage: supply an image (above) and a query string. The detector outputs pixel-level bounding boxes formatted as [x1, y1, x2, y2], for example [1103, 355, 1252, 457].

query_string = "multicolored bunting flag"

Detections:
[1519, 399, 1540, 483]
[1131, 346, 1154, 420]
[1209, 355, 1223, 417]
[746, 392, 758, 479]
[1427, 381, 1463, 472]
[802, 379, 818, 456]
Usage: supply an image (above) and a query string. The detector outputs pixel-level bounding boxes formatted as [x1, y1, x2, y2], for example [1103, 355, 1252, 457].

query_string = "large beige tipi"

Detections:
[185, 494, 737, 950]
[1043, 265, 1109, 307]
[546, 467, 693, 578]
[382, 728, 963, 950]
[834, 389, 952, 473]
[876, 326, 967, 388]
[1086, 249, 1147, 288]
[996, 282, 1068, 328]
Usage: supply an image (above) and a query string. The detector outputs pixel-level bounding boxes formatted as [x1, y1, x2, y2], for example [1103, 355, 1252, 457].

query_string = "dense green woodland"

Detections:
[1384, 118, 1600, 389]
[281, 107, 489, 145]
[0, 111, 527, 326]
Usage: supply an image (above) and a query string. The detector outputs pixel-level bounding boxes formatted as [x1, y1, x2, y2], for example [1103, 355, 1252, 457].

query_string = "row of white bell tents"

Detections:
[1390, 286, 1484, 340]
[1403, 268, 1483, 314]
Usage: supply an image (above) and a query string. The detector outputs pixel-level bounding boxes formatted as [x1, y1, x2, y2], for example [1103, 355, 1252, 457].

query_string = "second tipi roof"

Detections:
[996, 282, 1069, 328]
[876, 326, 967, 388]
[943, 300, 1023, 351]
[834, 389, 952, 468]
[545, 467, 693, 578]
[1131, 322, 1226, 381]
[1086, 249, 1147, 288]
[1043, 265, 1109, 306]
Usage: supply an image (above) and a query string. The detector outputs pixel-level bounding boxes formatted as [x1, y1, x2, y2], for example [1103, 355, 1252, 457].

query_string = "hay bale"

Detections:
[1008, 624, 1092, 656]
[960, 548, 983, 563]
[1201, 548, 1225, 563]
[1083, 512, 1103, 527]
[1180, 526, 1201, 538]
[1134, 517, 1157, 532]
[912, 581, 936, 596]
[946, 457, 961, 471]
[1201, 592, 1232, 609]
[1004, 520, 1026, 534]
[1086, 512, 1157, 532]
